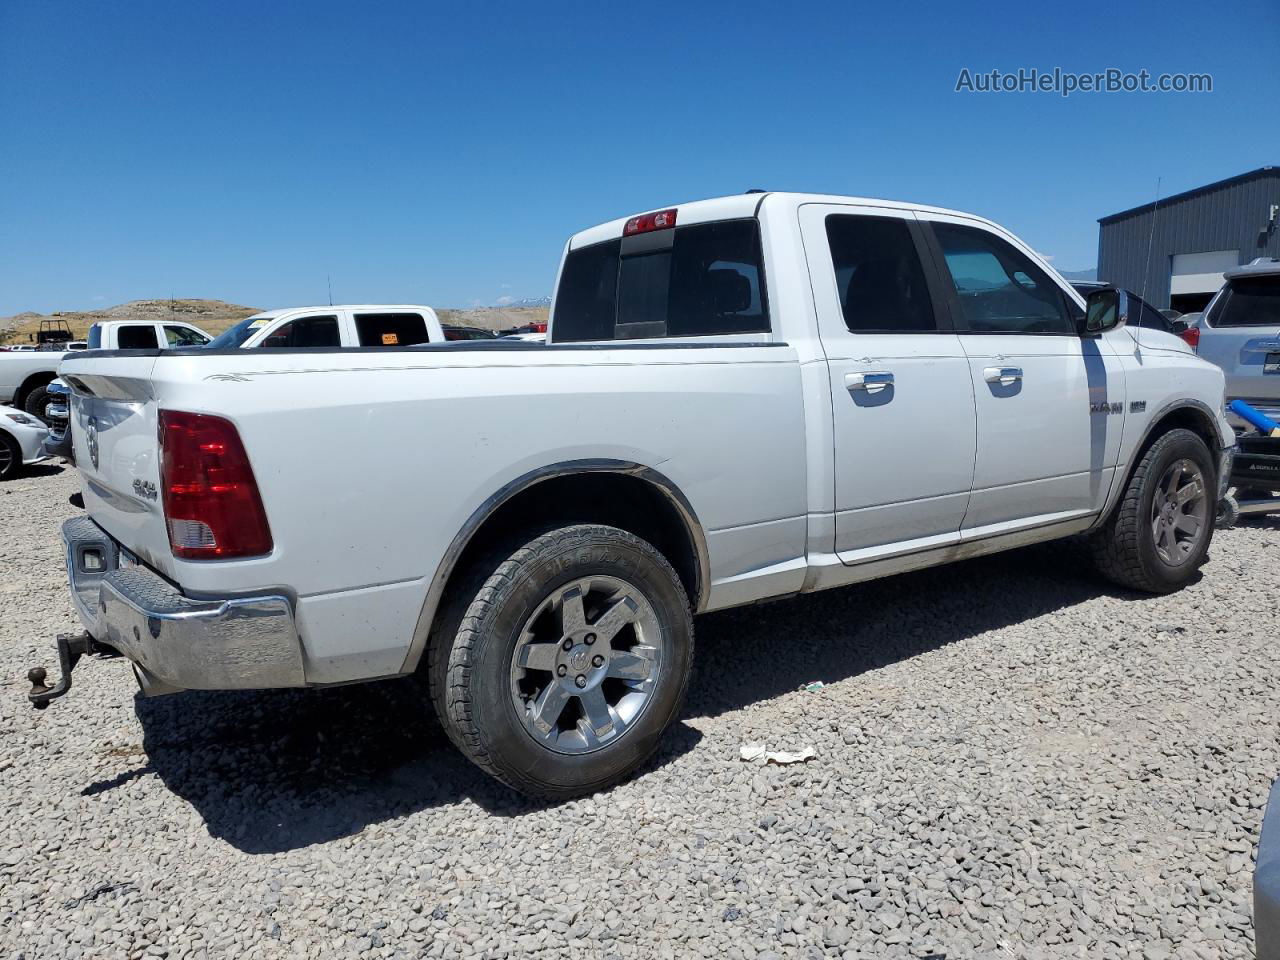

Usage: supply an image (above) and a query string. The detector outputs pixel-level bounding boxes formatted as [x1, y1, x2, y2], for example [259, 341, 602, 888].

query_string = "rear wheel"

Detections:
[428, 524, 693, 798]
[1090, 428, 1215, 593]
[0, 432, 21, 481]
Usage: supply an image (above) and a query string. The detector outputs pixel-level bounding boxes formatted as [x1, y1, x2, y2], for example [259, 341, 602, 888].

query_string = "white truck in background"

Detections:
[0, 319, 212, 419]
[38, 192, 1233, 798]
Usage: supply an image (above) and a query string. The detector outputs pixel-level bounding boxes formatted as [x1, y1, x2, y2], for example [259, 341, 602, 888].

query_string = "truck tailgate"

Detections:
[64, 356, 175, 575]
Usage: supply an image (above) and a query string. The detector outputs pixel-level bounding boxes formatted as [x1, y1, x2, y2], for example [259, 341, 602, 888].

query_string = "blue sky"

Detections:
[1, 0, 1277, 314]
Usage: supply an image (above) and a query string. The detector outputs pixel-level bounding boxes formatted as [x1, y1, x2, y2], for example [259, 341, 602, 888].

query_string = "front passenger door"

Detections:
[922, 216, 1124, 535]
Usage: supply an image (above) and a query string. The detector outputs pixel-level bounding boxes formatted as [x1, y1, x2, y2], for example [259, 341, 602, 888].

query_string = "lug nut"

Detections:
[584, 633, 596, 645]
[557, 664, 567, 676]
[562, 638, 573, 651]
[592, 655, 604, 667]
[575, 675, 587, 688]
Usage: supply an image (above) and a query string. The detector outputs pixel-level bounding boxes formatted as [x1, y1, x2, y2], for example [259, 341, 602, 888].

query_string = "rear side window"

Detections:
[354, 312, 431, 347]
[931, 223, 1073, 335]
[825, 215, 936, 333]
[554, 219, 769, 342]
[261, 315, 341, 348]
[87, 324, 102, 349]
[117, 325, 159, 349]
[1213, 278, 1280, 327]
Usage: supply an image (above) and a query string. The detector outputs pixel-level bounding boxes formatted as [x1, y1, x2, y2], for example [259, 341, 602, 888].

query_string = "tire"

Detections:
[1089, 428, 1216, 593]
[428, 523, 693, 799]
[23, 384, 52, 423]
[0, 431, 20, 481]
[1216, 493, 1240, 530]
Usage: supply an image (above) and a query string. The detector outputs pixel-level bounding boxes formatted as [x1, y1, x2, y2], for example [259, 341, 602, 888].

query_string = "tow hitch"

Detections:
[27, 632, 100, 709]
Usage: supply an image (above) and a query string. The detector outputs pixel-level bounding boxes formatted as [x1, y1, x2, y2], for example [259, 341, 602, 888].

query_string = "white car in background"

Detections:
[0, 404, 50, 481]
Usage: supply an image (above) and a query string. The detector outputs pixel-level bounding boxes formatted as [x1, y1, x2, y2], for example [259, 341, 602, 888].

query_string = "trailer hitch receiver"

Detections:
[27, 632, 98, 709]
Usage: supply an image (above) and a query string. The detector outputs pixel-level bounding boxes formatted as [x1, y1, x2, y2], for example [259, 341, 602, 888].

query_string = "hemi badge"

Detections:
[1130, 401, 1147, 413]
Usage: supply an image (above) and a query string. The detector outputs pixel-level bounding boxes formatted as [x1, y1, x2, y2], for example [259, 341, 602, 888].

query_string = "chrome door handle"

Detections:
[983, 366, 1023, 385]
[845, 371, 894, 391]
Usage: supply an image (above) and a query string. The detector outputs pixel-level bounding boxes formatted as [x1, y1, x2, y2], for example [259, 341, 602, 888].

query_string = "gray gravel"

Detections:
[2, 464, 1278, 959]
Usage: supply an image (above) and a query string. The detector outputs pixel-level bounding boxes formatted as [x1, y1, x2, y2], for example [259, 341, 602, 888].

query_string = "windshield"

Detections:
[206, 314, 268, 349]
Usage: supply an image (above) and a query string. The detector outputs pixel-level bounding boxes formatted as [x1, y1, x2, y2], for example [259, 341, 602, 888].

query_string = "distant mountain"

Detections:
[1058, 268, 1097, 282]
[496, 296, 551, 308]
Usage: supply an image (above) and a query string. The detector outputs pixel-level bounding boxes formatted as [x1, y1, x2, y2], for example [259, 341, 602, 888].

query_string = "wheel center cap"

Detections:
[566, 645, 593, 673]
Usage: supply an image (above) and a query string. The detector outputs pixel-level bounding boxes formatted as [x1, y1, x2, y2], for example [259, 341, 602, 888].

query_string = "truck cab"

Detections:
[206, 305, 444, 349]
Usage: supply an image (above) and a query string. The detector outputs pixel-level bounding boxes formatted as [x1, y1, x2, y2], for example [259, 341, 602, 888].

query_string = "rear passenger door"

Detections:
[799, 205, 977, 563]
[921, 215, 1124, 534]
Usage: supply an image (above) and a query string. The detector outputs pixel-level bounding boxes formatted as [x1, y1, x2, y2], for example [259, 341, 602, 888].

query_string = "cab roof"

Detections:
[245, 304, 436, 321]
[567, 191, 1002, 249]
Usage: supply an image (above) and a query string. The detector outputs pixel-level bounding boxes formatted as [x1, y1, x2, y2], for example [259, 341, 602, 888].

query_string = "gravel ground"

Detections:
[2, 464, 1278, 960]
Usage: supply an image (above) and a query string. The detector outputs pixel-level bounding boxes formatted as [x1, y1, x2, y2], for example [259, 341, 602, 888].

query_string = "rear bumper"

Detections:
[63, 516, 305, 692]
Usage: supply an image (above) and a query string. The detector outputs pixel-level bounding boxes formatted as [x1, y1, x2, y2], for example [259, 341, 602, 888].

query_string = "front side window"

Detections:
[260, 315, 341, 348]
[117, 325, 160, 349]
[825, 215, 936, 333]
[553, 218, 769, 342]
[1212, 277, 1280, 327]
[354, 312, 430, 347]
[165, 325, 210, 347]
[931, 223, 1072, 335]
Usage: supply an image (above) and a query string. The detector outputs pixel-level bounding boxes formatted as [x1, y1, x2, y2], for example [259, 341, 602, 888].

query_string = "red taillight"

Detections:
[530, 321, 548, 333]
[159, 410, 272, 559]
[623, 208, 677, 236]
[1179, 325, 1200, 351]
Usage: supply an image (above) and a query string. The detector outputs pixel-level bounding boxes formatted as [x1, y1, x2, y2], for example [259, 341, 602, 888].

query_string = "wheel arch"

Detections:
[1097, 398, 1226, 526]
[14, 370, 56, 408]
[401, 460, 709, 675]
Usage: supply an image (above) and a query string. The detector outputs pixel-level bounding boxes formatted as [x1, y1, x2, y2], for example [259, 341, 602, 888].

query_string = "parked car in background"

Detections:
[0, 404, 49, 481]
[41, 378, 72, 461]
[1195, 259, 1280, 429]
[64, 341, 88, 351]
[442, 325, 497, 341]
[207, 305, 444, 349]
[45, 192, 1232, 798]
[498, 331, 546, 342]
[1, 318, 213, 421]
[87, 318, 212, 350]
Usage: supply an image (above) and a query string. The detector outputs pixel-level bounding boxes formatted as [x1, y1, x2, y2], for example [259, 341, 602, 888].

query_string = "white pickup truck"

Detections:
[37, 192, 1233, 798]
[0, 319, 211, 418]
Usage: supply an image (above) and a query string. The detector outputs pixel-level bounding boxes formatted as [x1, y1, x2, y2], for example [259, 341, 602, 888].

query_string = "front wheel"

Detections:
[0, 432, 21, 481]
[428, 524, 693, 798]
[1090, 427, 1215, 593]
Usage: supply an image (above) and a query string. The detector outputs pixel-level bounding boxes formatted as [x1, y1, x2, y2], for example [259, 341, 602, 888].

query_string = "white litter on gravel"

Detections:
[2, 464, 1278, 959]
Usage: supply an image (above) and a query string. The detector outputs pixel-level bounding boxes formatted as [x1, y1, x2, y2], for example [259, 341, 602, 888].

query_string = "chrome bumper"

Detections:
[63, 516, 305, 692]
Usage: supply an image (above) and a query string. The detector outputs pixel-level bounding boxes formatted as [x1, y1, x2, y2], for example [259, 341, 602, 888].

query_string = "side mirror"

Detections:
[1081, 287, 1124, 337]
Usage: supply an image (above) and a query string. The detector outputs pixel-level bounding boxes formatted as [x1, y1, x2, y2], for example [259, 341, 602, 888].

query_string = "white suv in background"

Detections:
[1196, 258, 1280, 428]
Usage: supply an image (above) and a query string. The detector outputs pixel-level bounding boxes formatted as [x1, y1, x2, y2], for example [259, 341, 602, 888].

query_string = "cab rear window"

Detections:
[554, 219, 769, 342]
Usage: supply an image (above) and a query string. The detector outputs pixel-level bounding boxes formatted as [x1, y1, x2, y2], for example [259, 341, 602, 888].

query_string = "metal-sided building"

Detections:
[1098, 166, 1280, 313]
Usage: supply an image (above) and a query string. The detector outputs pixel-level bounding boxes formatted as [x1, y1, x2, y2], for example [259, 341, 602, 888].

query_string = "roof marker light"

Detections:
[623, 209, 678, 236]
